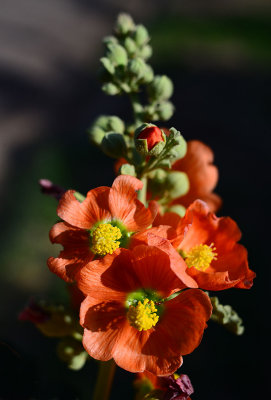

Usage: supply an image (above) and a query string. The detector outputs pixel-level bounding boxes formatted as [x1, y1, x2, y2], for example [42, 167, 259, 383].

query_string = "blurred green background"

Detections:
[0, 1, 270, 399]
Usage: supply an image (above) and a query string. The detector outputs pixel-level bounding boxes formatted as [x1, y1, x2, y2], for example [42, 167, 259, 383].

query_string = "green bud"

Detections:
[157, 101, 175, 121]
[107, 116, 125, 133]
[101, 132, 127, 158]
[167, 204, 186, 217]
[102, 82, 120, 95]
[210, 297, 245, 335]
[57, 338, 88, 370]
[115, 13, 135, 35]
[148, 75, 173, 101]
[119, 163, 136, 177]
[124, 37, 137, 55]
[167, 128, 187, 161]
[134, 25, 149, 47]
[88, 126, 105, 146]
[103, 35, 118, 47]
[107, 43, 128, 66]
[128, 58, 147, 79]
[141, 65, 154, 83]
[140, 44, 153, 60]
[165, 171, 189, 199]
[100, 57, 115, 75]
[148, 169, 167, 198]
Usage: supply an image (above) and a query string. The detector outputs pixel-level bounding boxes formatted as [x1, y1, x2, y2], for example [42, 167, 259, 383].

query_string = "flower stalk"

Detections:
[92, 360, 116, 400]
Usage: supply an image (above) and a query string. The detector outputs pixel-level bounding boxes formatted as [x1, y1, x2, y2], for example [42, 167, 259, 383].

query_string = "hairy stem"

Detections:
[92, 360, 116, 400]
[138, 176, 147, 206]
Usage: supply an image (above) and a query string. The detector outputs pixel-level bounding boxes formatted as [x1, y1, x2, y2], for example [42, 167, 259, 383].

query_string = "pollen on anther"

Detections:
[127, 298, 159, 331]
[91, 223, 122, 256]
[185, 243, 217, 271]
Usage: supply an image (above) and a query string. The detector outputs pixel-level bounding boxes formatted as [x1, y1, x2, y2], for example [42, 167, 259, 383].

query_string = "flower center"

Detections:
[184, 243, 217, 271]
[127, 298, 159, 331]
[91, 223, 122, 256]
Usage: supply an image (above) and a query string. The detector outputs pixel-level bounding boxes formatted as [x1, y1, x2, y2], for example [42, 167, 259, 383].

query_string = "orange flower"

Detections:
[48, 175, 157, 282]
[154, 200, 255, 291]
[171, 140, 221, 212]
[77, 246, 212, 376]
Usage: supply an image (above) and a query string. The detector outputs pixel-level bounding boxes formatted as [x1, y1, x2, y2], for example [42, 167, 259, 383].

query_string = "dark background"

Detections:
[0, 1, 270, 399]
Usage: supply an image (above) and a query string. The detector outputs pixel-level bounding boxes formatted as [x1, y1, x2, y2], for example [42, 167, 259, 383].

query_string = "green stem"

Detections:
[137, 176, 147, 206]
[92, 360, 116, 400]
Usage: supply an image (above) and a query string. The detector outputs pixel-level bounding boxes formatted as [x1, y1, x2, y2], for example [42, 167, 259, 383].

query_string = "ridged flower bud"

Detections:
[102, 82, 120, 95]
[101, 132, 127, 158]
[115, 13, 135, 35]
[133, 24, 149, 46]
[135, 123, 166, 157]
[157, 101, 174, 121]
[107, 43, 128, 66]
[165, 171, 189, 200]
[148, 75, 173, 101]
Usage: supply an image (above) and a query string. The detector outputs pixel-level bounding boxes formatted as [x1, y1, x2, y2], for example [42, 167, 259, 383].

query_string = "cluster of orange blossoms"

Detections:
[48, 140, 255, 377]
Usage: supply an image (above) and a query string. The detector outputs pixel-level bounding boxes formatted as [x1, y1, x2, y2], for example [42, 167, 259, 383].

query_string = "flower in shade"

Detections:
[48, 175, 157, 282]
[77, 245, 212, 376]
[170, 140, 221, 213]
[39, 179, 66, 200]
[154, 200, 255, 291]
[135, 371, 194, 400]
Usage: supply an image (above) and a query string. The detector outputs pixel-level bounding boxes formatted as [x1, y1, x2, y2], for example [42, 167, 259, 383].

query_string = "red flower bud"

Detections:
[138, 125, 164, 151]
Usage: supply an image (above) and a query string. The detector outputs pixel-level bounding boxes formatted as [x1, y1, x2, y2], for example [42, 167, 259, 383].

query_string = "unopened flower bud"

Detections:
[101, 132, 127, 158]
[102, 82, 120, 96]
[134, 24, 149, 47]
[115, 13, 135, 35]
[148, 75, 173, 101]
[103, 35, 118, 47]
[168, 128, 187, 161]
[157, 101, 175, 121]
[140, 44, 153, 60]
[100, 57, 115, 75]
[128, 58, 147, 78]
[107, 43, 128, 66]
[119, 163, 136, 177]
[135, 123, 166, 157]
[88, 125, 105, 146]
[124, 37, 137, 55]
[165, 171, 189, 199]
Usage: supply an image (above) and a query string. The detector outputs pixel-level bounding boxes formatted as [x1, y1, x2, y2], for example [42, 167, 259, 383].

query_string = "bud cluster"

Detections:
[100, 13, 174, 123]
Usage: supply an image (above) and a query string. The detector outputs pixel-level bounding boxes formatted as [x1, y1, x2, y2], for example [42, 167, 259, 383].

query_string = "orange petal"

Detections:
[151, 289, 212, 356]
[77, 251, 132, 301]
[57, 187, 111, 229]
[48, 222, 93, 282]
[80, 296, 126, 361]
[112, 320, 183, 375]
[109, 175, 157, 231]
[47, 256, 86, 283]
[132, 237, 197, 289]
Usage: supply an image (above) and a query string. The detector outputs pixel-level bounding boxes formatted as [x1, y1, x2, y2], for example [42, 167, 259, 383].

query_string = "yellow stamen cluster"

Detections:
[91, 223, 122, 256]
[127, 298, 159, 331]
[185, 243, 217, 271]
